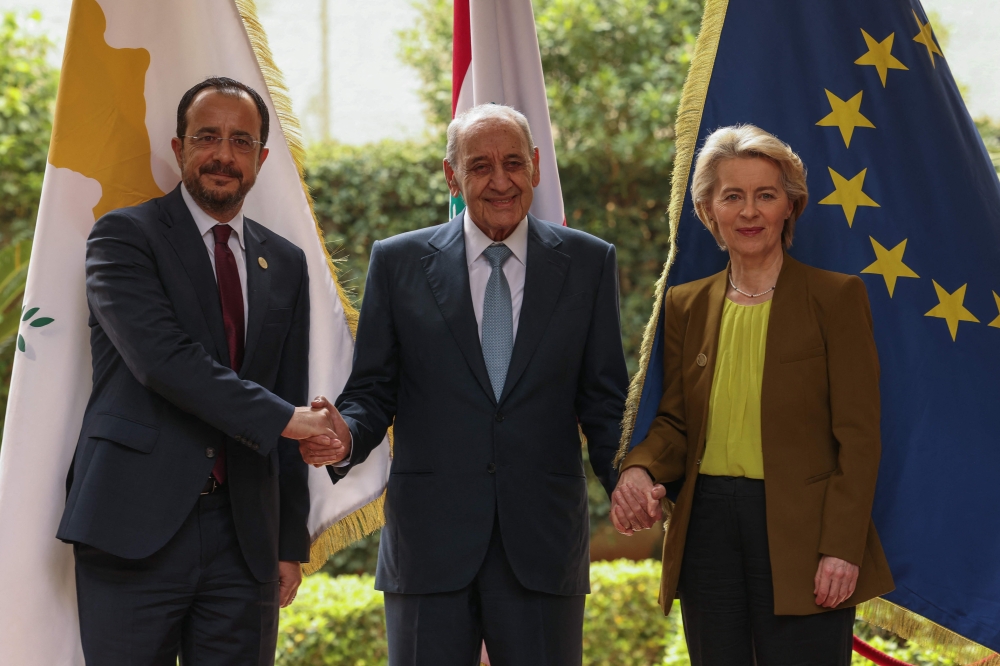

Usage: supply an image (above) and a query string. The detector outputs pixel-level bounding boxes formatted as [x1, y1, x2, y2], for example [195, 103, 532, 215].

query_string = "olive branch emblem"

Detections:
[18, 306, 54, 352]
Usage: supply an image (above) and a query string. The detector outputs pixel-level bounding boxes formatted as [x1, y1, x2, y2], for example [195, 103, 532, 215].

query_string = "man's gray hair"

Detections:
[445, 104, 535, 169]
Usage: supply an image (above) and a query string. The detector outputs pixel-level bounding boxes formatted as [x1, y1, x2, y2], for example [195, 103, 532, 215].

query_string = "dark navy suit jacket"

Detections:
[334, 213, 628, 596]
[57, 185, 311, 583]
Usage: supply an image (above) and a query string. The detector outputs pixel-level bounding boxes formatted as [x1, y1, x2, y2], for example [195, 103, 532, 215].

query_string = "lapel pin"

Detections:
[696, 353, 707, 367]
[258, 257, 268, 270]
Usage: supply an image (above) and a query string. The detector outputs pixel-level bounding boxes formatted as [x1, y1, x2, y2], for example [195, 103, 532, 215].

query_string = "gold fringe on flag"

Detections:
[613, 0, 730, 469]
[857, 597, 998, 664]
[235, 0, 383, 573]
[302, 491, 387, 575]
[609, 0, 999, 661]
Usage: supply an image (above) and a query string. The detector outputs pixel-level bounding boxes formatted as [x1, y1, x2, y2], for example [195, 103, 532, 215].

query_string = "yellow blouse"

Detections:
[700, 298, 771, 479]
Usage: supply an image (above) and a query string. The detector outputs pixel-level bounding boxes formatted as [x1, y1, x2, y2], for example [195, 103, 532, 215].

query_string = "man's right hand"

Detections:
[281, 404, 337, 441]
[296, 396, 353, 468]
[610, 467, 666, 536]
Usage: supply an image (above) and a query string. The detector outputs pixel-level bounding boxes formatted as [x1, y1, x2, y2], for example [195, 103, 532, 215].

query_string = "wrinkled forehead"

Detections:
[458, 117, 533, 163]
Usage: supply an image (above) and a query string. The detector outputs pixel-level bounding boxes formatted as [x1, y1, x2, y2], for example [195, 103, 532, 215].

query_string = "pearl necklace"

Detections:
[728, 271, 776, 299]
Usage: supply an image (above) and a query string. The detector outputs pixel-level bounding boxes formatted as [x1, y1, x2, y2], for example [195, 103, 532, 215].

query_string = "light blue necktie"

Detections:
[481, 243, 514, 401]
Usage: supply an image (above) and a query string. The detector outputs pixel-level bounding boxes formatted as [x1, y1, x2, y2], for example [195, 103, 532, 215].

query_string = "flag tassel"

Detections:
[614, 0, 730, 469]
[235, 0, 381, 573]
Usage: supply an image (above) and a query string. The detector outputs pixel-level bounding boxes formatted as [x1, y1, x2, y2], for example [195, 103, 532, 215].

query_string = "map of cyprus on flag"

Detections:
[0, 1, 389, 663]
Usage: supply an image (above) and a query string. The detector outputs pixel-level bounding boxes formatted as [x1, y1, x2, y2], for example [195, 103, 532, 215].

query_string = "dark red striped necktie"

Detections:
[211, 224, 245, 484]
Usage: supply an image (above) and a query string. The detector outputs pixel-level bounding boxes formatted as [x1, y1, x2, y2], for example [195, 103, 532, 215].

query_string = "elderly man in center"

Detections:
[304, 103, 629, 665]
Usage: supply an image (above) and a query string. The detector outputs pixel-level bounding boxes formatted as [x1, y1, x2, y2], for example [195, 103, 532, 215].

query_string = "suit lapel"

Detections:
[158, 186, 230, 365]
[240, 218, 270, 378]
[761, 253, 804, 389]
[498, 216, 569, 405]
[422, 216, 497, 403]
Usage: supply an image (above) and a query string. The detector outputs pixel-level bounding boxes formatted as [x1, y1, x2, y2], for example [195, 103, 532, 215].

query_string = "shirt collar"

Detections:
[181, 184, 246, 250]
[463, 210, 528, 268]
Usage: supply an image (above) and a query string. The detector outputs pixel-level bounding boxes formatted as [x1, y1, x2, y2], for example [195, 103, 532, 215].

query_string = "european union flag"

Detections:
[621, 0, 1000, 656]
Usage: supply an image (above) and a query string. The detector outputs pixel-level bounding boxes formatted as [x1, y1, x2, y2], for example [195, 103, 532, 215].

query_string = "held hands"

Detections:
[280, 395, 352, 467]
[813, 555, 859, 608]
[610, 467, 667, 535]
[298, 396, 352, 468]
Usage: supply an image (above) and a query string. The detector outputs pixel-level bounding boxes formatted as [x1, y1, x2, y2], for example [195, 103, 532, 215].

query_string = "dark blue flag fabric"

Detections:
[618, 0, 1000, 657]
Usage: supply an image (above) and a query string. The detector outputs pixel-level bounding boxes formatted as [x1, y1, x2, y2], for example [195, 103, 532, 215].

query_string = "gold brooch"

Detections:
[258, 257, 268, 270]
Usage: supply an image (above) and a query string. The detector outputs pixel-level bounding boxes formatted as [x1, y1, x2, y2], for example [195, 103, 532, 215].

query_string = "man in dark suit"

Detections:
[304, 104, 629, 665]
[57, 77, 346, 666]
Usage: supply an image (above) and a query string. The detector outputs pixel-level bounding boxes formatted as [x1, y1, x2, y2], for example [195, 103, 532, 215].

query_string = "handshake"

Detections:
[280, 396, 352, 467]
[610, 467, 668, 536]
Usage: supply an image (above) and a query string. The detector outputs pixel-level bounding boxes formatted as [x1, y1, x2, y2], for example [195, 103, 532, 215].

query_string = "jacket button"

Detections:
[696, 353, 707, 367]
[487, 463, 496, 473]
[206, 447, 216, 458]
[495, 413, 504, 423]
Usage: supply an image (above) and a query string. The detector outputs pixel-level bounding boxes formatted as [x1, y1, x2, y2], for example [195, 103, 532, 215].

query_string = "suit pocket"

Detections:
[780, 345, 826, 364]
[264, 307, 294, 325]
[91, 413, 159, 454]
[805, 470, 835, 485]
[554, 291, 590, 312]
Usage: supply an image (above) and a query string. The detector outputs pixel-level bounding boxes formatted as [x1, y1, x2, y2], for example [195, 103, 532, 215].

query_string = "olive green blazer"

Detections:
[621, 255, 895, 615]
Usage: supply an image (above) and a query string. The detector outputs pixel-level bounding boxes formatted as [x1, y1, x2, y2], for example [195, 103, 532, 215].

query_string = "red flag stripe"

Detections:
[452, 0, 471, 118]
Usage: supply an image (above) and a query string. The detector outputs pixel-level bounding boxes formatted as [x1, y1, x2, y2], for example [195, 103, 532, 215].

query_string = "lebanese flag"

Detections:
[452, 0, 565, 225]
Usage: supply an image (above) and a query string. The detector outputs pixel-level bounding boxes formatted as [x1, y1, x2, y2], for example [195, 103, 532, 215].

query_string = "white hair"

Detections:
[445, 104, 535, 169]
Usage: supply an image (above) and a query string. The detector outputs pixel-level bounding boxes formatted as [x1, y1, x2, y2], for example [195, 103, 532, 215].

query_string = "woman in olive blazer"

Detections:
[612, 125, 894, 665]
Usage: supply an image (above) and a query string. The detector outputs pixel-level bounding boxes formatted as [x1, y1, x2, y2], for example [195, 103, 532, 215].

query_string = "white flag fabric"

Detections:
[453, 0, 565, 225]
[0, 0, 389, 663]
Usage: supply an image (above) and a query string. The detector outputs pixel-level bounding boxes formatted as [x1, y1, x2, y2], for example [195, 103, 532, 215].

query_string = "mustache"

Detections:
[199, 162, 243, 180]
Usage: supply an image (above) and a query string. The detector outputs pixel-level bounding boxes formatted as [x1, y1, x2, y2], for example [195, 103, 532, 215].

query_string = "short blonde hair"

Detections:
[690, 124, 808, 249]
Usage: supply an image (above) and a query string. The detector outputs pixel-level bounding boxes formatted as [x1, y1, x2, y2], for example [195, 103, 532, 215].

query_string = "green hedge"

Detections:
[276, 560, 684, 666]
[278, 559, 960, 666]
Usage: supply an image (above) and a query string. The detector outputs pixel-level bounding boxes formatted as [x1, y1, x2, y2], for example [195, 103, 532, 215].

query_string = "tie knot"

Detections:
[482, 243, 512, 269]
[212, 224, 233, 245]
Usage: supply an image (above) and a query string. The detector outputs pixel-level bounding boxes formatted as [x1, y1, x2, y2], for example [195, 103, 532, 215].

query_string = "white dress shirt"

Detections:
[181, 184, 249, 333]
[464, 210, 528, 342]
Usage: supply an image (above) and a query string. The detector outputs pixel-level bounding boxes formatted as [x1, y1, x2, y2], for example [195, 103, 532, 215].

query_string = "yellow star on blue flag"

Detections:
[623, 0, 1000, 658]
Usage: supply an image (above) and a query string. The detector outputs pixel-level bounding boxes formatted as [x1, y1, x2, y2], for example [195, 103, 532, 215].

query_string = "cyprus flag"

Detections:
[0, 1, 389, 663]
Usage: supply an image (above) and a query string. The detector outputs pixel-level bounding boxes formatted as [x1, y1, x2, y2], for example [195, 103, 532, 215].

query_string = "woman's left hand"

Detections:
[813, 555, 859, 608]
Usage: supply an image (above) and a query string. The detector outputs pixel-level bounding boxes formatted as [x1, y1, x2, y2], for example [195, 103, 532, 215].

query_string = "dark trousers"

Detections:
[74, 487, 279, 666]
[384, 516, 586, 666]
[678, 475, 855, 666]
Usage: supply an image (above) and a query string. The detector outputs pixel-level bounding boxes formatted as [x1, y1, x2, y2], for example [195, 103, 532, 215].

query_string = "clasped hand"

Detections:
[281, 396, 353, 467]
[610, 467, 667, 535]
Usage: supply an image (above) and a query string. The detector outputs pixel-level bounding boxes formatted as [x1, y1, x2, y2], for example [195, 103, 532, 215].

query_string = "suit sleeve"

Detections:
[274, 249, 311, 562]
[619, 286, 690, 485]
[575, 244, 630, 498]
[332, 240, 399, 478]
[85, 211, 294, 456]
[818, 276, 882, 566]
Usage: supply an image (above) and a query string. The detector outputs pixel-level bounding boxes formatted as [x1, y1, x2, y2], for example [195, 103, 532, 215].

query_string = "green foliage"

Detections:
[852, 622, 959, 666]
[397, 0, 453, 133]
[0, 238, 30, 435]
[277, 560, 687, 666]
[318, 530, 381, 577]
[276, 574, 387, 666]
[0, 11, 58, 245]
[278, 563, 965, 665]
[584, 560, 685, 665]
[305, 139, 449, 299]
